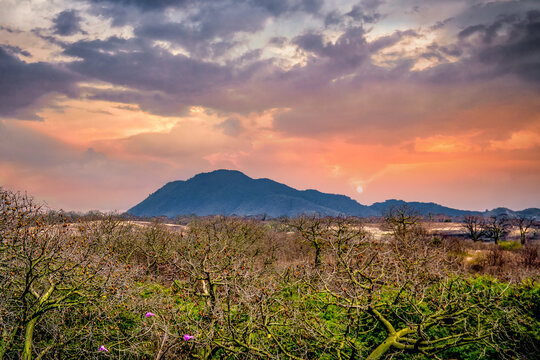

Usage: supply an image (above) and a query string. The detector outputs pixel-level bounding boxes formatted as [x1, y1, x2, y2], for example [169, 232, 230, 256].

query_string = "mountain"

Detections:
[369, 199, 479, 217]
[128, 170, 376, 218]
[128, 170, 539, 218]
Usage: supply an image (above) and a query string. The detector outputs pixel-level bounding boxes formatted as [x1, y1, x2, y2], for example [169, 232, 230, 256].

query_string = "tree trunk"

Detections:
[314, 245, 321, 268]
[366, 336, 395, 360]
[22, 317, 38, 360]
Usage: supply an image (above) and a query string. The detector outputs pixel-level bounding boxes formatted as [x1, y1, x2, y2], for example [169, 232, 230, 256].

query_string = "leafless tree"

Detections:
[484, 215, 510, 244]
[462, 215, 485, 242]
[289, 215, 331, 268]
[383, 205, 423, 243]
[515, 216, 535, 245]
[0, 189, 116, 360]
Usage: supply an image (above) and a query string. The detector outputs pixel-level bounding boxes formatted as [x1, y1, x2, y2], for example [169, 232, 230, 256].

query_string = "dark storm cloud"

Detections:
[1, 44, 31, 57]
[63, 36, 267, 115]
[64, 37, 234, 95]
[367, 29, 417, 52]
[125, 1, 322, 57]
[87, 0, 190, 10]
[457, 10, 540, 83]
[324, 11, 342, 26]
[294, 26, 369, 62]
[133, 3, 269, 57]
[346, 4, 381, 23]
[260, 0, 319, 13]
[0, 47, 78, 120]
[62, 18, 415, 117]
[53, 10, 85, 36]
[8, 0, 538, 125]
[323, 1, 382, 27]
[293, 26, 416, 71]
[293, 33, 325, 54]
[87, 0, 323, 14]
[85, 0, 324, 29]
[458, 24, 486, 39]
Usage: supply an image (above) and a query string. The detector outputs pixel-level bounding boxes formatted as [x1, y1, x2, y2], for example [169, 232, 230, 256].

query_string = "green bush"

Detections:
[499, 241, 522, 251]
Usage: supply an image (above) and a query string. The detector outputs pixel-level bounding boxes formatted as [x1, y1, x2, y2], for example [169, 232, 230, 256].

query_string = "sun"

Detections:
[356, 185, 363, 193]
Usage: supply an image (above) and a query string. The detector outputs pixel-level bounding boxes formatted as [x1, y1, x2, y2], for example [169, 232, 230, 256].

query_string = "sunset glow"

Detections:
[0, 0, 539, 211]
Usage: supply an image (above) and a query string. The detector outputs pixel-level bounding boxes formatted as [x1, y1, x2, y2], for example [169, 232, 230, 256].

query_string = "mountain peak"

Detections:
[192, 169, 249, 179]
[129, 171, 540, 219]
[129, 170, 372, 217]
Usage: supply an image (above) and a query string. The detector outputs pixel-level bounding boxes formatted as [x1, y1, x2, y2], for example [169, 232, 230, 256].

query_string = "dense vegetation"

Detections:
[1, 189, 538, 359]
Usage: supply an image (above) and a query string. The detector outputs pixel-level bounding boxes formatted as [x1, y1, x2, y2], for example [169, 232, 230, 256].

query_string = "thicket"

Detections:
[0, 190, 538, 359]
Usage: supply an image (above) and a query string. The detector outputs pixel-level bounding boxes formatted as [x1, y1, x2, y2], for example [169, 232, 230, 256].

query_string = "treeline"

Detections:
[0, 189, 538, 359]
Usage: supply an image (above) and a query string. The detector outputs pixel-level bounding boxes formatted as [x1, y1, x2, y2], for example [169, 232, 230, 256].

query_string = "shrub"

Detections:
[499, 240, 522, 251]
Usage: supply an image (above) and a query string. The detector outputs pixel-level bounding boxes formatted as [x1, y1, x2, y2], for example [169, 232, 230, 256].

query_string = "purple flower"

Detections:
[145, 312, 155, 317]
[98, 345, 108, 352]
[183, 334, 194, 341]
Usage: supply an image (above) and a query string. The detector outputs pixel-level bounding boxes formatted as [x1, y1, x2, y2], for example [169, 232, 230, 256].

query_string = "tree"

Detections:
[289, 215, 330, 268]
[484, 215, 510, 244]
[0, 189, 114, 359]
[383, 205, 423, 243]
[462, 215, 485, 242]
[515, 216, 535, 245]
[307, 220, 528, 359]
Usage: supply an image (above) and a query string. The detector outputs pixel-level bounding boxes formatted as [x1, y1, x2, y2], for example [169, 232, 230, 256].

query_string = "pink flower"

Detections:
[145, 312, 155, 317]
[183, 334, 194, 341]
[98, 345, 108, 352]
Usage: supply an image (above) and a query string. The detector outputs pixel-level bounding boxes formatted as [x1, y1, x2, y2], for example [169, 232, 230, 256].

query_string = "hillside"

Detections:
[128, 170, 375, 217]
[128, 170, 539, 218]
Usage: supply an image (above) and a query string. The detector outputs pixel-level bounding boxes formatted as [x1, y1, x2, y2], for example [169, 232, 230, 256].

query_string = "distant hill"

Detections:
[128, 170, 375, 218]
[369, 199, 478, 217]
[128, 170, 539, 219]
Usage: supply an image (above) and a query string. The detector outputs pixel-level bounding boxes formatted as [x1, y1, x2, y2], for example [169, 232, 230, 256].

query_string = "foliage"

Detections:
[1, 189, 538, 359]
[499, 241, 522, 251]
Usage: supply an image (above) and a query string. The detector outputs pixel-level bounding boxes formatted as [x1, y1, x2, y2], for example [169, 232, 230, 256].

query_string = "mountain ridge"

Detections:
[128, 170, 539, 219]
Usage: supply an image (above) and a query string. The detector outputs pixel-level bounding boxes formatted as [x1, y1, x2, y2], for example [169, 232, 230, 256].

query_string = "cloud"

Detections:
[52, 10, 85, 36]
[11, 0, 535, 137]
[87, 0, 190, 11]
[0, 47, 78, 120]
[0, 44, 31, 57]
[346, 3, 381, 23]
[133, 4, 269, 57]
[0, 120, 175, 210]
[324, 0, 382, 27]
[86, 0, 324, 33]
[215, 117, 244, 137]
[87, 0, 323, 14]
[475, 10, 540, 83]
[1, 0, 539, 212]
[63, 37, 238, 110]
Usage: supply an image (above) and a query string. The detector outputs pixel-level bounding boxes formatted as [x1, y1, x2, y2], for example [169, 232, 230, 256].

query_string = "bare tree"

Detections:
[289, 215, 330, 268]
[383, 205, 423, 243]
[0, 190, 115, 360]
[484, 216, 510, 244]
[515, 216, 534, 245]
[462, 215, 485, 242]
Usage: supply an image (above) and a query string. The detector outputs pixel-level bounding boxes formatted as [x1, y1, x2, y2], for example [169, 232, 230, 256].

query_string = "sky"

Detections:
[0, 0, 539, 212]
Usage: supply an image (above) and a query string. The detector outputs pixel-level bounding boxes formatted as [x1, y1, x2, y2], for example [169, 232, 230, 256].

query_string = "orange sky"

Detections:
[0, 0, 539, 211]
